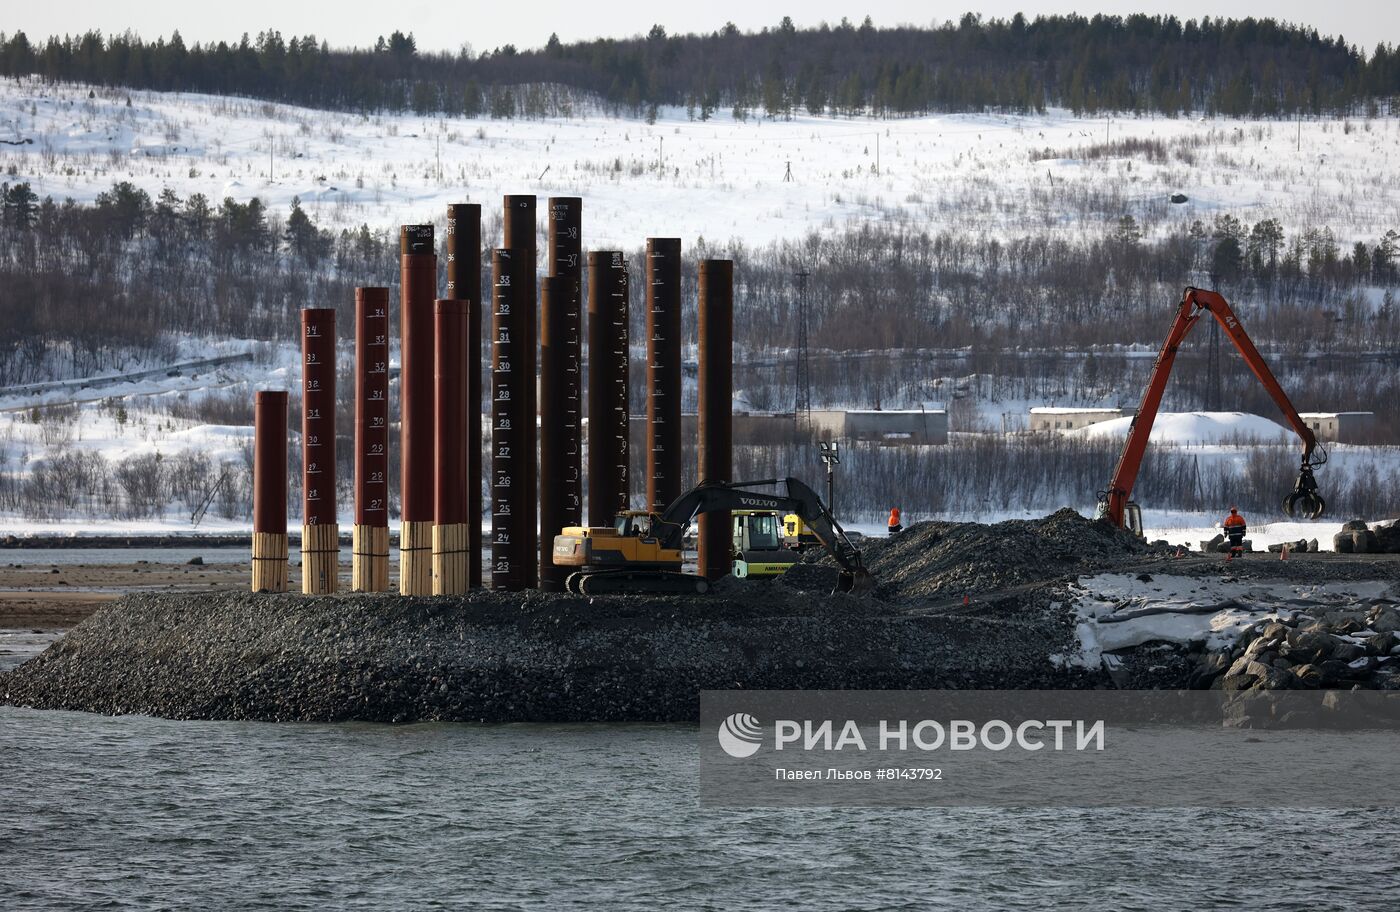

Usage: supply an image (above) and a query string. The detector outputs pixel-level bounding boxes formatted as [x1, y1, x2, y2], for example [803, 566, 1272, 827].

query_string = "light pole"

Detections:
[818, 440, 840, 519]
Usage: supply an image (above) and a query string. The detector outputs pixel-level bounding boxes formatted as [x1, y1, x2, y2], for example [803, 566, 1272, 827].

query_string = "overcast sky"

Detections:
[7, 1, 1397, 55]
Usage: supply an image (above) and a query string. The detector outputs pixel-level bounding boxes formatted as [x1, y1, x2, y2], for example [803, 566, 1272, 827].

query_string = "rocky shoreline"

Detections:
[0, 587, 1097, 722]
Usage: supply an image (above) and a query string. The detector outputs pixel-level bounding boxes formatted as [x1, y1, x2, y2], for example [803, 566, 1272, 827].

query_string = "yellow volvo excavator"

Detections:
[552, 477, 872, 595]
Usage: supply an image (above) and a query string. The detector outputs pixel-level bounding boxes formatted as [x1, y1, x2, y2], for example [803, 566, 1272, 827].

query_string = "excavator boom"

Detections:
[1101, 287, 1325, 528]
[654, 478, 872, 592]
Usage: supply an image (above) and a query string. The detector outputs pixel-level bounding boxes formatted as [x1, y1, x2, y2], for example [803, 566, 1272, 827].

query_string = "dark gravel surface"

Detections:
[0, 585, 1097, 722]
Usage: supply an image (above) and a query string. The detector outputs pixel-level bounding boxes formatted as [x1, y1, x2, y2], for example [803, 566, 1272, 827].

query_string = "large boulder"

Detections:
[1330, 641, 1365, 662]
[1281, 630, 1332, 664]
[1290, 663, 1323, 688]
[1190, 652, 1231, 689]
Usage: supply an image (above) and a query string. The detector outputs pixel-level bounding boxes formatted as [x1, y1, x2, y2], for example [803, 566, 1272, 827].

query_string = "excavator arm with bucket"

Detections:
[1099, 287, 1326, 530]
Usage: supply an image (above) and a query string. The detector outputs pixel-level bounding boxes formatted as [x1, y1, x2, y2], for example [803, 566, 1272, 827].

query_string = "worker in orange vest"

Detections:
[887, 507, 903, 536]
[1223, 507, 1247, 554]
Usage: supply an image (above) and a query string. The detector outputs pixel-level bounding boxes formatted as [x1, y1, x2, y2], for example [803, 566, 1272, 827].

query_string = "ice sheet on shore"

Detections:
[1057, 573, 1393, 669]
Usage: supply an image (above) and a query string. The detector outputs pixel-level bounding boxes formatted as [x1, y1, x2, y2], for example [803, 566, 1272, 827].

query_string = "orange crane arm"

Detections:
[1102, 287, 1324, 528]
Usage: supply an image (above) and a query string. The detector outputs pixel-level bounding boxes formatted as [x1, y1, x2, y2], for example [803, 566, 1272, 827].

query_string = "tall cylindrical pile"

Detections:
[697, 259, 734, 581]
[491, 249, 531, 590]
[502, 196, 538, 587]
[399, 225, 437, 595]
[433, 299, 471, 595]
[538, 275, 577, 590]
[252, 390, 289, 593]
[353, 288, 391, 592]
[445, 203, 483, 587]
[645, 238, 683, 513]
[540, 197, 582, 590]
[300, 308, 338, 595]
[587, 252, 630, 526]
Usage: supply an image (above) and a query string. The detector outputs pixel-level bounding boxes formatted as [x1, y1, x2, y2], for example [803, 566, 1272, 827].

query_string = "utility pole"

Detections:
[658, 136, 664, 173]
[436, 133, 441, 183]
[793, 266, 812, 430]
[874, 133, 880, 175]
[269, 139, 274, 183]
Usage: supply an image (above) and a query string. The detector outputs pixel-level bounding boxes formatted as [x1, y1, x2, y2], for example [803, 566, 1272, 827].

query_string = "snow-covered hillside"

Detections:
[4, 80, 1399, 533]
[4, 79, 1400, 247]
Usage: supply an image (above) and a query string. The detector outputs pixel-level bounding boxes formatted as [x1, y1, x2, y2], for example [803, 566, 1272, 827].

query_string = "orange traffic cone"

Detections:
[963, 594, 970, 606]
[1280, 544, 1289, 561]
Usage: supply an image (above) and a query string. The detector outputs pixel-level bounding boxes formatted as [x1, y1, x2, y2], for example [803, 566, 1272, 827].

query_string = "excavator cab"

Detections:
[614, 512, 654, 538]
[732, 510, 800, 579]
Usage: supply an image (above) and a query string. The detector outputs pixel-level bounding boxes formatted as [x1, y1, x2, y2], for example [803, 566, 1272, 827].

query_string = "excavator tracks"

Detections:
[566, 570, 712, 596]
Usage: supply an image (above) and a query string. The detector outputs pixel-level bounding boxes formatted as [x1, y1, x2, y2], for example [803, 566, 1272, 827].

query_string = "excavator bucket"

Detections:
[836, 568, 875, 595]
[1284, 490, 1325, 520]
[1283, 465, 1326, 520]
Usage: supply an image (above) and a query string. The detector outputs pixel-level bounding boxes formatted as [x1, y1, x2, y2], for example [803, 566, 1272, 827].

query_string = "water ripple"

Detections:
[2, 707, 1396, 910]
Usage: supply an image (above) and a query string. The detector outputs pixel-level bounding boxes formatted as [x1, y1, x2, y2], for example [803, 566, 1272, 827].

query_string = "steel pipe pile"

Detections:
[697, 260, 734, 581]
[444, 203, 483, 588]
[503, 196, 538, 587]
[433, 299, 471, 595]
[491, 249, 532, 590]
[586, 251, 630, 526]
[645, 238, 683, 513]
[352, 288, 391, 592]
[300, 308, 339, 595]
[251, 390, 289, 593]
[539, 197, 582, 590]
[399, 225, 437, 595]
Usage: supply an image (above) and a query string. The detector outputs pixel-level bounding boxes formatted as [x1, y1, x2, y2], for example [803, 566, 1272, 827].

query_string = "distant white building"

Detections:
[1029, 407, 1132, 433]
[623, 408, 950, 446]
[805, 408, 949, 445]
[1298, 412, 1376, 444]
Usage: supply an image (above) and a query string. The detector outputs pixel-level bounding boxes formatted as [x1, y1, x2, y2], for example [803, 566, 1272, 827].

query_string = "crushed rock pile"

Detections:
[848, 508, 1164, 601]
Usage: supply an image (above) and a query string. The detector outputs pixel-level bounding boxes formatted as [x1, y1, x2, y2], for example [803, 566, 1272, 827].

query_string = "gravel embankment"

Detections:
[8, 510, 1392, 722]
[0, 586, 1094, 722]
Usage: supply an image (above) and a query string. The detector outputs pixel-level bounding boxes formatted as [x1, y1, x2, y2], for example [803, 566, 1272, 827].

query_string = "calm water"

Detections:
[0, 547, 342, 566]
[2, 707, 1395, 910]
